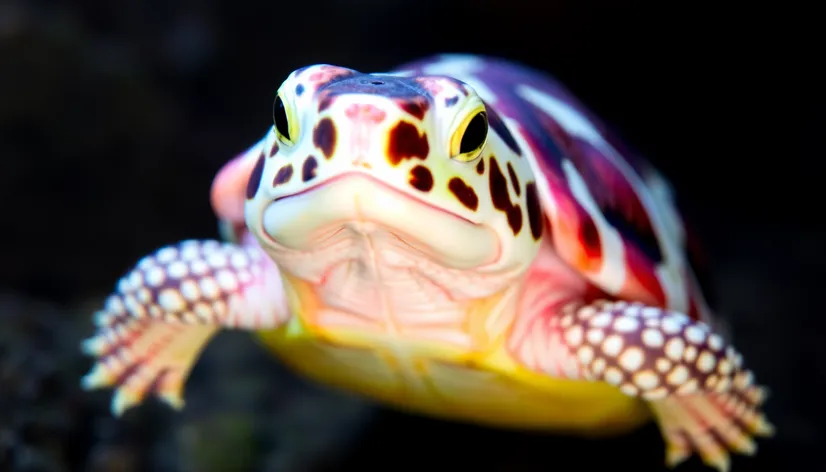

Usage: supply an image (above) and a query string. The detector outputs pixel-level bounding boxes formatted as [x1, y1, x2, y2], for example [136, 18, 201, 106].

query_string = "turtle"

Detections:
[81, 54, 774, 471]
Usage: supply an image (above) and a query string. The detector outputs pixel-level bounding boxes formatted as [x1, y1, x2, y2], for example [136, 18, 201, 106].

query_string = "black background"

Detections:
[0, 1, 821, 471]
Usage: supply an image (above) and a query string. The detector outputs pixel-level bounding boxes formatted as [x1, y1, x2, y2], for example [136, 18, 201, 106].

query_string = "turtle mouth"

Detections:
[254, 172, 500, 270]
[270, 171, 476, 225]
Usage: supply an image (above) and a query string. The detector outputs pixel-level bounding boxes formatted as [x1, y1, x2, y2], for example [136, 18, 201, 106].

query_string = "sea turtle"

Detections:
[81, 54, 773, 471]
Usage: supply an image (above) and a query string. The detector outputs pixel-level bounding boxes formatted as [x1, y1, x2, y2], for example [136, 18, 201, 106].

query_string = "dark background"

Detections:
[0, 1, 821, 471]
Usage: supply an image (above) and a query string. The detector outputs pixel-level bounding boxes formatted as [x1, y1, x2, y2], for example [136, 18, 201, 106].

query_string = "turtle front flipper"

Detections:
[80, 239, 290, 416]
[558, 300, 773, 471]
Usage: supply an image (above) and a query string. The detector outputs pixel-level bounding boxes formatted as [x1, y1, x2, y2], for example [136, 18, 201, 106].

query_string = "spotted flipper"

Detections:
[81, 239, 289, 416]
[556, 300, 773, 471]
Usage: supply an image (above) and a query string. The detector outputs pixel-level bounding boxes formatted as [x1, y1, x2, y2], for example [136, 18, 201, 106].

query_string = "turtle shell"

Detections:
[395, 55, 714, 324]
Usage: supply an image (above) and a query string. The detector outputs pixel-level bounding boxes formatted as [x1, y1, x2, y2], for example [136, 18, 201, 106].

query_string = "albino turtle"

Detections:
[81, 54, 773, 471]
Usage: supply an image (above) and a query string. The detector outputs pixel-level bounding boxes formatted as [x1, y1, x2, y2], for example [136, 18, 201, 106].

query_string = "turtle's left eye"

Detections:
[273, 95, 296, 145]
[450, 110, 488, 162]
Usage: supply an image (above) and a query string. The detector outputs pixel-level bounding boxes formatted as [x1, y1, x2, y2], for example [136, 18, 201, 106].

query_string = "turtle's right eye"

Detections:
[273, 95, 295, 145]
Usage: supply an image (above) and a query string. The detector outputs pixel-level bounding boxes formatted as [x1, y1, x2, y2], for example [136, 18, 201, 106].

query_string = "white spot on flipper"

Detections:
[208, 252, 228, 269]
[601, 335, 623, 357]
[708, 334, 724, 351]
[104, 296, 124, 315]
[586, 328, 604, 345]
[167, 261, 189, 279]
[136, 288, 152, 304]
[589, 312, 613, 328]
[684, 325, 706, 345]
[642, 329, 664, 348]
[190, 260, 210, 276]
[215, 270, 238, 292]
[696, 350, 717, 373]
[676, 378, 699, 395]
[664, 338, 685, 361]
[667, 365, 689, 386]
[181, 243, 201, 261]
[230, 252, 250, 269]
[180, 279, 200, 302]
[156, 247, 178, 263]
[642, 307, 662, 318]
[199, 277, 221, 300]
[613, 316, 639, 333]
[158, 289, 186, 312]
[683, 345, 698, 362]
[604, 367, 624, 385]
[660, 317, 682, 334]
[193, 302, 213, 320]
[634, 371, 659, 390]
[577, 305, 597, 320]
[655, 358, 672, 372]
[618, 347, 645, 372]
[620, 384, 639, 396]
[718, 358, 733, 375]
[591, 358, 606, 375]
[565, 326, 584, 346]
[642, 387, 668, 400]
[145, 267, 166, 287]
[577, 346, 595, 365]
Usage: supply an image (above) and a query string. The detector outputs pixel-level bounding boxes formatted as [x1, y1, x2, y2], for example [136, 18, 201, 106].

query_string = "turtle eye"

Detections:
[450, 110, 488, 162]
[273, 95, 294, 145]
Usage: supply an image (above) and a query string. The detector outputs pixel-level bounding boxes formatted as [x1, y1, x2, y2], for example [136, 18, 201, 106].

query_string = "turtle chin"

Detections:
[252, 173, 500, 272]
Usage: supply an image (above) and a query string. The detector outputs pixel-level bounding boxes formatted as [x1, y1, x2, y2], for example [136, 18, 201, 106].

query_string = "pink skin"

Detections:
[210, 151, 255, 226]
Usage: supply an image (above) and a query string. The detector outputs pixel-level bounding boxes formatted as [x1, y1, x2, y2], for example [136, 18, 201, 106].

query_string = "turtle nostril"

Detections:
[351, 160, 373, 170]
[358, 78, 386, 86]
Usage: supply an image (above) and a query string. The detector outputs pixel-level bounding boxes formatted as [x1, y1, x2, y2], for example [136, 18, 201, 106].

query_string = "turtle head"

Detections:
[244, 64, 544, 296]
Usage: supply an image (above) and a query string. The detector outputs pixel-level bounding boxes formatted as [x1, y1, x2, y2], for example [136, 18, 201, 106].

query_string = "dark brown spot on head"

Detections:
[489, 157, 511, 212]
[397, 97, 429, 120]
[272, 164, 294, 187]
[313, 118, 337, 159]
[269, 141, 280, 157]
[387, 121, 429, 166]
[302, 155, 318, 182]
[409, 165, 433, 192]
[508, 203, 523, 234]
[475, 157, 485, 175]
[525, 182, 543, 240]
[489, 157, 524, 236]
[506, 162, 521, 196]
[448, 177, 479, 211]
[246, 152, 266, 200]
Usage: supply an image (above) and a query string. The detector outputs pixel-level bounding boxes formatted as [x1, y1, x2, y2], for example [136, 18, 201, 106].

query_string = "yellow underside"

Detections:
[254, 276, 652, 436]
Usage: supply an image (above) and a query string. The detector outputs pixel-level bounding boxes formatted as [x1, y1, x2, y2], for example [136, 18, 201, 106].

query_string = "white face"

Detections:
[243, 64, 543, 299]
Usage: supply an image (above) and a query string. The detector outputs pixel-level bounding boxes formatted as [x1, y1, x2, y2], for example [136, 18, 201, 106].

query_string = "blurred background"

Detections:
[0, 1, 821, 471]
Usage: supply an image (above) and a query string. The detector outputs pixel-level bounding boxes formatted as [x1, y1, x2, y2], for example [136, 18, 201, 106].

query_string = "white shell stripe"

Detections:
[516, 85, 689, 313]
